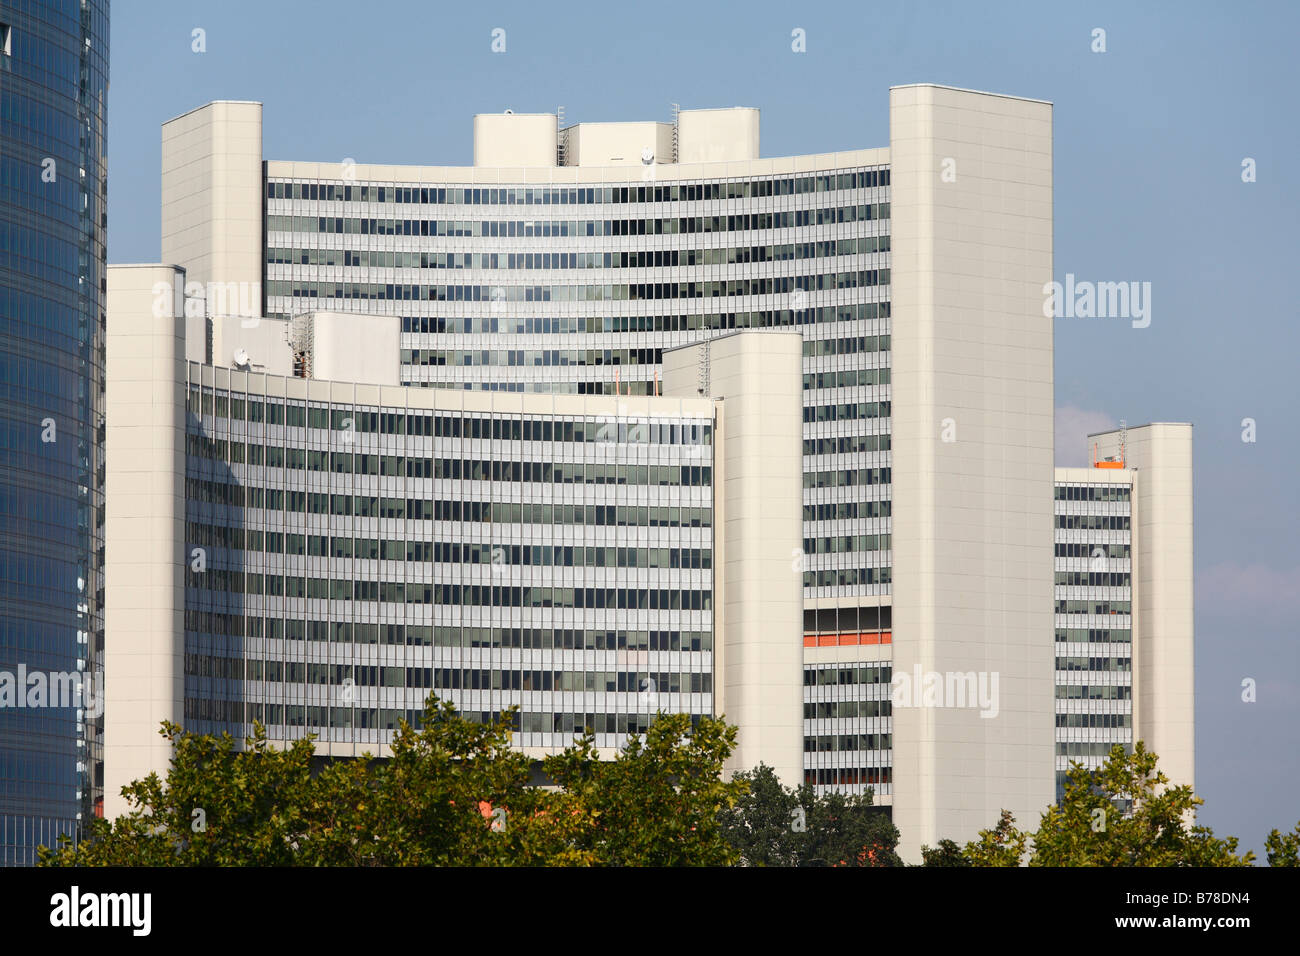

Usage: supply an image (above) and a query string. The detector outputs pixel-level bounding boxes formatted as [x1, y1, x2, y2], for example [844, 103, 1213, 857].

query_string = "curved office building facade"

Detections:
[0, 0, 109, 863]
[102, 274, 806, 815]
[261, 157, 895, 609]
[157, 89, 1166, 860]
[181, 364, 719, 753]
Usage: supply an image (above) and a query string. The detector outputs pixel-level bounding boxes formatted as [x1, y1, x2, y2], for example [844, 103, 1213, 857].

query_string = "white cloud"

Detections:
[1054, 404, 1115, 466]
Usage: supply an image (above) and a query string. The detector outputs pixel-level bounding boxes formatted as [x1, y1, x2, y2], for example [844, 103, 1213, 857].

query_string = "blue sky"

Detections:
[107, 0, 1299, 854]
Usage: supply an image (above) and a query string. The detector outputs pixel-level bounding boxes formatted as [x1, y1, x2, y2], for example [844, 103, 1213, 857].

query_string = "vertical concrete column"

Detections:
[1092, 424, 1195, 791]
[889, 84, 1057, 859]
[664, 331, 804, 786]
[162, 99, 264, 353]
[104, 265, 189, 817]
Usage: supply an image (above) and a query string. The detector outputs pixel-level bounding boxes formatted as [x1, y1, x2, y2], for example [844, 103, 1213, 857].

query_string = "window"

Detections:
[1, 24, 10, 57]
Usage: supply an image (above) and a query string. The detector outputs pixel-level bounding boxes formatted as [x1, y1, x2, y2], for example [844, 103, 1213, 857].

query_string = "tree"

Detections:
[920, 839, 971, 867]
[718, 764, 801, 866]
[800, 785, 902, 867]
[719, 763, 902, 867]
[364, 697, 594, 866]
[39, 720, 373, 866]
[963, 809, 1029, 867]
[1265, 822, 1300, 867]
[1028, 742, 1253, 867]
[543, 712, 746, 866]
[42, 697, 740, 867]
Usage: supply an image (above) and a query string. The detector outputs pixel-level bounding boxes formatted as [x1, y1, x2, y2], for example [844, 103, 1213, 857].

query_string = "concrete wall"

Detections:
[103, 265, 189, 818]
[889, 84, 1056, 859]
[213, 314, 294, 377]
[563, 121, 674, 167]
[677, 108, 759, 164]
[473, 112, 557, 167]
[308, 311, 401, 386]
[469, 108, 758, 167]
[663, 331, 804, 786]
[1092, 423, 1194, 791]
[161, 101, 263, 317]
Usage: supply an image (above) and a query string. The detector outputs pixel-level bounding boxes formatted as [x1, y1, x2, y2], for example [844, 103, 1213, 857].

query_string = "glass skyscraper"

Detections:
[0, 0, 109, 863]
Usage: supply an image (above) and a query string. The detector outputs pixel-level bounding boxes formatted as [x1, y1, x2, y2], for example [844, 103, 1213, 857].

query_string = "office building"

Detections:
[0, 0, 109, 864]
[103, 84, 1194, 860]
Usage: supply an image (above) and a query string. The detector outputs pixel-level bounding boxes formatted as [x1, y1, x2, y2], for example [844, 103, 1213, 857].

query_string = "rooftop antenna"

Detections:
[697, 339, 710, 396]
[671, 103, 681, 163]
[1092, 418, 1127, 469]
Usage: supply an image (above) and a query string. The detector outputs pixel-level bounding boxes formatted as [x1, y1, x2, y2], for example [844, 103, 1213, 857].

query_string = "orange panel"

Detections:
[860, 632, 879, 645]
[817, 634, 837, 647]
[880, 631, 892, 644]
[803, 634, 817, 647]
[838, 633, 860, 646]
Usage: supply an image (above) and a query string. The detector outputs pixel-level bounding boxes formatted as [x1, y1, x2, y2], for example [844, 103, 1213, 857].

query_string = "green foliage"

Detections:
[933, 743, 1258, 868]
[963, 809, 1029, 867]
[1029, 742, 1253, 867]
[719, 765, 802, 865]
[1264, 822, 1300, 867]
[719, 763, 901, 866]
[364, 698, 593, 866]
[39, 697, 738, 867]
[920, 839, 971, 867]
[38, 720, 377, 866]
[543, 712, 745, 866]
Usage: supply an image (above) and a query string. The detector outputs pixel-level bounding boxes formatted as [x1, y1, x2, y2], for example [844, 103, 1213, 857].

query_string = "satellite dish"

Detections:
[641, 146, 654, 165]
[233, 348, 250, 368]
[504, 109, 514, 115]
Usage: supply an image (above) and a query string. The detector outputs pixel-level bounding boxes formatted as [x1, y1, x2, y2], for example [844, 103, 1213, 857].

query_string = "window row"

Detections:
[189, 573, 714, 610]
[190, 656, 712, 695]
[268, 269, 890, 304]
[266, 203, 891, 239]
[804, 567, 893, 588]
[186, 612, 711, 651]
[268, 236, 891, 271]
[1053, 628, 1132, 644]
[1054, 685, 1132, 700]
[803, 434, 891, 456]
[803, 734, 893, 753]
[1054, 484, 1130, 502]
[803, 400, 891, 424]
[1054, 572, 1131, 588]
[804, 466, 891, 489]
[394, 302, 890, 336]
[804, 368, 891, 390]
[803, 534, 891, 555]
[1055, 514, 1130, 530]
[187, 491, 713, 530]
[1054, 713, 1132, 728]
[803, 767, 892, 786]
[803, 699, 893, 719]
[1054, 543, 1129, 558]
[1055, 600, 1132, 615]
[187, 700, 708, 736]
[188, 393, 712, 445]
[803, 665, 893, 687]
[803, 500, 893, 522]
[1055, 656, 1132, 672]
[1058, 741, 1132, 756]
[267, 170, 889, 205]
